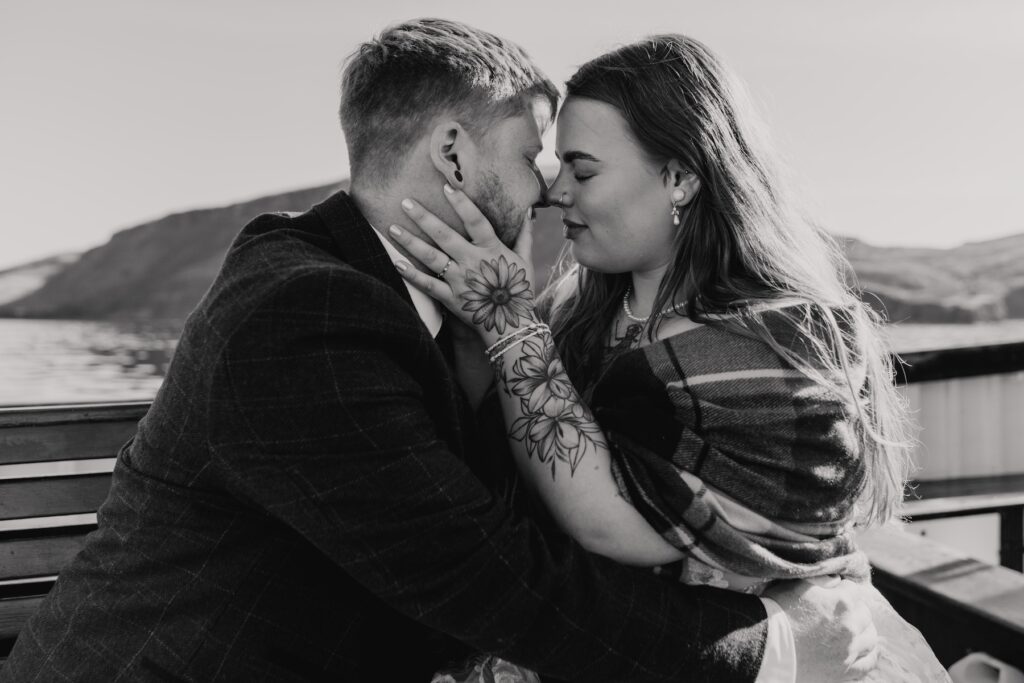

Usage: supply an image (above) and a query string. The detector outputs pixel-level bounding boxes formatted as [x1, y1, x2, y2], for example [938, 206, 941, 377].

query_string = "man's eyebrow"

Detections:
[561, 150, 600, 163]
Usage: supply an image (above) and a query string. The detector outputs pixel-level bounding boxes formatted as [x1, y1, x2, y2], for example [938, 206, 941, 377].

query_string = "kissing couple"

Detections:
[4, 18, 948, 683]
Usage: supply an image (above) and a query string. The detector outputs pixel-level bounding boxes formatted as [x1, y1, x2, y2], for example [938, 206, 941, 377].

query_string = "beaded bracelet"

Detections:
[484, 322, 548, 357]
[488, 327, 549, 365]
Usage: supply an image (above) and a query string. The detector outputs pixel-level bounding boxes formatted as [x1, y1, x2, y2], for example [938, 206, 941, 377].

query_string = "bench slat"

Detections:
[905, 492, 1024, 518]
[0, 530, 93, 581]
[0, 595, 45, 646]
[0, 421, 137, 465]
[912, 473, 1024, 499]
[862, 526, 1024, 630]
[0, 475, 112, 521]
[0, 403, 149, 428]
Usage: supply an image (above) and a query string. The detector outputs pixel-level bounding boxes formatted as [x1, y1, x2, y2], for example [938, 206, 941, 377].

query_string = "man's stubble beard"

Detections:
[473, 168, 524, 248]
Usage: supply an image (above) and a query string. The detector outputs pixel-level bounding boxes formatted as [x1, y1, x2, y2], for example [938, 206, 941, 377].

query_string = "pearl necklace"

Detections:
[622, 287, 684, 323]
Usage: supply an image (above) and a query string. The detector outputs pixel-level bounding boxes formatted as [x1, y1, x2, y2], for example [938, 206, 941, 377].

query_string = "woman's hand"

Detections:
[391, 184, 538, 345]
[764, 577, 879, 680]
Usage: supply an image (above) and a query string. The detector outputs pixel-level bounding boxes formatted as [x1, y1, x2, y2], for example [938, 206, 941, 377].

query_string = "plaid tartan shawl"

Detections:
[591, 312, 871, 592]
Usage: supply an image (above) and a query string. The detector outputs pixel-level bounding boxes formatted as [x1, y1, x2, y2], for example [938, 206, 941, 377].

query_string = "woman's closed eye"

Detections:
[555, 151, 598, 183]
[570, 163, 596, 182]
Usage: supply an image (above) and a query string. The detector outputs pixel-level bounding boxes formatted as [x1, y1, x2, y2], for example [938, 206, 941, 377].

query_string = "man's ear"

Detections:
[429, 121, 471, 188]
[665, 159, 701, 207]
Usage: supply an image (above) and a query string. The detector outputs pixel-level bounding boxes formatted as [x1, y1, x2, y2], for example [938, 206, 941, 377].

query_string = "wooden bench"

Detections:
[0, 402, 148, 663]
[2, 401, 1023, 672]
[859, 474, 1024, 669]
[860, 524, 1024, 671]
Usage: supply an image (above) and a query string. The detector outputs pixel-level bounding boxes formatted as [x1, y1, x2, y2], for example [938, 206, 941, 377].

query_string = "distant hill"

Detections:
[0, 253, 80, 306]
[2, 180, 1023, 324]
[844, 235, 1024, 322]
[0, 183, 343, 321]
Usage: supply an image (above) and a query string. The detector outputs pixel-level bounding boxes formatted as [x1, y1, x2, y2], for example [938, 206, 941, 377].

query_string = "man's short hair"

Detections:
[340, 18, 559, 185]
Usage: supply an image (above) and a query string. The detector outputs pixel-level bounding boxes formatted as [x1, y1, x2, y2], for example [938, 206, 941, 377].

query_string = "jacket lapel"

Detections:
[309, 189, 475, 457]
[311, 190, 416, 310]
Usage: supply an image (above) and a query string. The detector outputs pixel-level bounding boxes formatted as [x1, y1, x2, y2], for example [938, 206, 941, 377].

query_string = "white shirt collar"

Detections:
[370, 227, 444, 338]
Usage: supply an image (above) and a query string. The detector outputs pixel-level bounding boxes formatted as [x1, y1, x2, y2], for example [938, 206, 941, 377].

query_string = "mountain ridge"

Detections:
[3, 181, 1022, 324]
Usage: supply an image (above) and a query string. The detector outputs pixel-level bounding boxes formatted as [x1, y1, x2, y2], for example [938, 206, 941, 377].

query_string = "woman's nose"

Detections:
[545, 186, 572, 209]
[543, 183, 564, 208]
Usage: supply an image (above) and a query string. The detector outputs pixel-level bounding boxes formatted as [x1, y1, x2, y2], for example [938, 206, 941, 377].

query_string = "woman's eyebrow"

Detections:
[561, 150, 600, 163]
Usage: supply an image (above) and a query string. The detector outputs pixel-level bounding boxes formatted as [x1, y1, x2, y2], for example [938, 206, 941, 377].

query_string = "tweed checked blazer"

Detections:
[2, 190, 767, 682]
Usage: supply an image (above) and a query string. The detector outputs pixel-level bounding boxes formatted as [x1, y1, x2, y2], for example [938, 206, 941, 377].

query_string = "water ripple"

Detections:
[0, 318, 178, 406]
[4, 318, 1024, 408]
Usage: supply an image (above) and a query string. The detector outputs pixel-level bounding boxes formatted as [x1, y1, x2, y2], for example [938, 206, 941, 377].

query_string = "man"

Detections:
[3, 19, 875, 682]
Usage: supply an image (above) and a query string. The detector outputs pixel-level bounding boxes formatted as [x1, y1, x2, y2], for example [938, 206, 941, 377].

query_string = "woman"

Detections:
[393, 35, 948, 681]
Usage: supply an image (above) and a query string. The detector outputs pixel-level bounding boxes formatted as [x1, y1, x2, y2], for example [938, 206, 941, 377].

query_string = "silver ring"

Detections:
[560, 191, 568, 207]
[437, 258, 455, 280]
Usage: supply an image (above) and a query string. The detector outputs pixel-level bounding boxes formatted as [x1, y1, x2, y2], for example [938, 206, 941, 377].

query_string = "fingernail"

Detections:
[401, 199, 414, 211]
[443, 183, 455, 195]
[388, 224, 402, 237]
[395, 260, 408, 273]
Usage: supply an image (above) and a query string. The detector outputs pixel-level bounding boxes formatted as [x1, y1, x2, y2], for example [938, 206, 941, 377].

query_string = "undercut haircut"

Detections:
[339, 18, 559, 185]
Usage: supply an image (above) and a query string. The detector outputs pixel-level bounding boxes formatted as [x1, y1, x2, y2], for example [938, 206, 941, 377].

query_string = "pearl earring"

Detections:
[670, 189, 686, 226]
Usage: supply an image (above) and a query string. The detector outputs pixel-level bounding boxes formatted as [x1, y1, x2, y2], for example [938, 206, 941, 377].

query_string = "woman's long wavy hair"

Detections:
[540, 35, 913, 526]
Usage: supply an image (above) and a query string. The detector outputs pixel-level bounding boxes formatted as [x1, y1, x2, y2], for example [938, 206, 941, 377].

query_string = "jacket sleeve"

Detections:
[206, 269, 768, 682]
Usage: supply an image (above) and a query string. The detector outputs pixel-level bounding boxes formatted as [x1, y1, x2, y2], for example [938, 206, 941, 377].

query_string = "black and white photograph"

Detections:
[1, 1, 1022, 680]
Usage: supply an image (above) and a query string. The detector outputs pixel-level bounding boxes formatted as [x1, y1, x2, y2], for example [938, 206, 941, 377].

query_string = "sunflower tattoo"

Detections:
[460, 256, 533, 335]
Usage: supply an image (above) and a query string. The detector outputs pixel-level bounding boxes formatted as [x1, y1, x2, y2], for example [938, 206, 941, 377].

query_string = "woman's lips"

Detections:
[562, 219, 588, 240]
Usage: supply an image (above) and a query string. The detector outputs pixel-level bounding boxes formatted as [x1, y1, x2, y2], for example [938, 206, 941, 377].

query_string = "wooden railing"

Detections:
[862, 340, 1024, 668]
[895, 341, 1024, 572]
[898, 341, 1024, 481]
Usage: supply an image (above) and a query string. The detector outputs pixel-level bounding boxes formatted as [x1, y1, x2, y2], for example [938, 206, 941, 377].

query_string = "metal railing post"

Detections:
[999, 504, 1024, 571]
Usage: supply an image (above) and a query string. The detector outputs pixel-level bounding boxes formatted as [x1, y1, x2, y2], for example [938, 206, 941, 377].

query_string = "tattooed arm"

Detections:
[483, 319, 684, 566]
[390, 189, 684, 567]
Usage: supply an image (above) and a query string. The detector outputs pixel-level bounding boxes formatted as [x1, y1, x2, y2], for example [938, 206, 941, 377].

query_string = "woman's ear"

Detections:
[429, 122, 471, 188]
[665, 159, 701, 207]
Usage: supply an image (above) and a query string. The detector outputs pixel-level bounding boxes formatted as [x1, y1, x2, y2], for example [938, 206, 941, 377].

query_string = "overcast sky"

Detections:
[2, 0, 1022, 270]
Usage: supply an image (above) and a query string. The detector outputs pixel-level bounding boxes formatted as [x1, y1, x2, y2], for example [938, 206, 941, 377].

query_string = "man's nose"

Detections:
[531, 164, 551, 208]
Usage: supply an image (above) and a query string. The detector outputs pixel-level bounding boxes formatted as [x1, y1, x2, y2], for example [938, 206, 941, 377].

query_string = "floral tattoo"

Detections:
[500, 335, 606, 479]
[460, 256, 533, 335]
